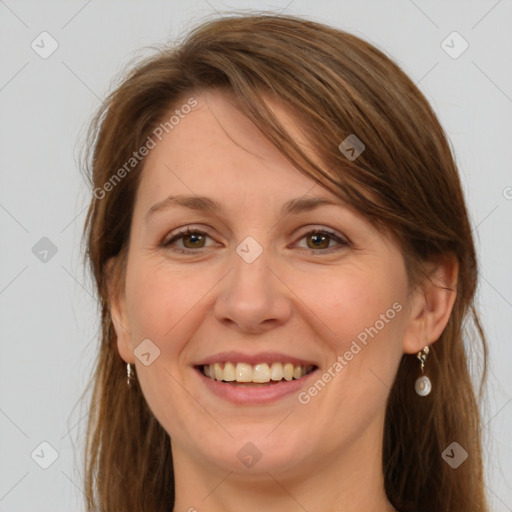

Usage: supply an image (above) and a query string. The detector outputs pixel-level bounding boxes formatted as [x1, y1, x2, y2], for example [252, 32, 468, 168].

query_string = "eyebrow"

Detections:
[145, 194, 347, 220]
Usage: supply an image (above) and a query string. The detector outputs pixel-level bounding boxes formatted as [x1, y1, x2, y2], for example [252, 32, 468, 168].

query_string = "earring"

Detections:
[414, 345, 431, 396]
[126, 363, 135, 387]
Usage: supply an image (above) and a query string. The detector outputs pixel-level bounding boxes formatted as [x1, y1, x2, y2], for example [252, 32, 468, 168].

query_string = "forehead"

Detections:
[135, 89, 339, 212]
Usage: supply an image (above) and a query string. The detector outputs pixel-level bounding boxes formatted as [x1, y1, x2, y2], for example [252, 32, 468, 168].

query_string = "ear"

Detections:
[402, 254, 458, 354]
[105, 256, 134, 364]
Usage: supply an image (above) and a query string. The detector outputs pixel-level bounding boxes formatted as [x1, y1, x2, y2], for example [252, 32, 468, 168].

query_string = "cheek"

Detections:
[303, 263, 404, 348]
[125, 258, 212, 343]
[123, 260, 207, 435]
[302, 263, 408, 414]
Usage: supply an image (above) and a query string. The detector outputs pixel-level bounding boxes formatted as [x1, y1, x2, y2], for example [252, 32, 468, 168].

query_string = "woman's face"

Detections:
[111, 89, 425, 479]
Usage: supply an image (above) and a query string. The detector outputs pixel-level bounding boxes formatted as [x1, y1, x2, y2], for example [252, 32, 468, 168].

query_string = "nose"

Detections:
[213, 243, 293, 335]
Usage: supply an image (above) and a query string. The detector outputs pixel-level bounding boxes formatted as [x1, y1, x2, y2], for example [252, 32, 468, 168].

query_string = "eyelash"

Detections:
[160, 226, 349, 255]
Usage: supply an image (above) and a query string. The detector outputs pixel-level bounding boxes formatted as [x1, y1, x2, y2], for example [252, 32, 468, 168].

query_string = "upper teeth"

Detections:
[202, 362, 314, 383]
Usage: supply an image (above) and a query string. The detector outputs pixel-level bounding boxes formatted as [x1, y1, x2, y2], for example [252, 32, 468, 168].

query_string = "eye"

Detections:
[294, 228, 348, 253]
[161, 227, 215, 254]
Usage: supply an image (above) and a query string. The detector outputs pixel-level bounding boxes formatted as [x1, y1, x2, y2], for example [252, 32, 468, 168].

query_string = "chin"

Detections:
[198, 429, 314, 477]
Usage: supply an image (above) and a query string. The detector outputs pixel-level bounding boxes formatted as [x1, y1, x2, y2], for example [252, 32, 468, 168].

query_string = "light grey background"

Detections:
[0, 1, 511, 510]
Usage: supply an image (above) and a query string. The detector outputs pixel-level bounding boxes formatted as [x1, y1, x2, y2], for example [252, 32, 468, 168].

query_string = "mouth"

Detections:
[196, 362, 318, 387]
[194, 352, 320, 404]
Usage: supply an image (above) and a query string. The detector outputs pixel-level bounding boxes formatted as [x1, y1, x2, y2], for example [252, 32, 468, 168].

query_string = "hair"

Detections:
[80, 11, 489, 512]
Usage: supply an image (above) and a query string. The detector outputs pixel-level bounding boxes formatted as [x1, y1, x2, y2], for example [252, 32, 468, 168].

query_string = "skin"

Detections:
[108, 89, 458, 512]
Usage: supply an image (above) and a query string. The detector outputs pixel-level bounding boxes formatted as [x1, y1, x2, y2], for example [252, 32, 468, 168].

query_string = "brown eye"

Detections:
[181, 232, 206, 249]
[306, 233, 331, 250]
[296, 229, 348, 253]
[162, 228, 212, 254]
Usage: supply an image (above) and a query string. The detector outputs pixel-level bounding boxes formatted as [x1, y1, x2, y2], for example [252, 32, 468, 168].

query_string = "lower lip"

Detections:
[196, 368, 318, 405]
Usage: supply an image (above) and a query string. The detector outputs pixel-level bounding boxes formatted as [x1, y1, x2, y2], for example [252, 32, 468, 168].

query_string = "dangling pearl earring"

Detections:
[415, 346, 431, 396]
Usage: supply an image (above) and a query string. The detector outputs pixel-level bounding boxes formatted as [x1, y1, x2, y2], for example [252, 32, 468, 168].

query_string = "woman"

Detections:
[81, 12, 488, 512]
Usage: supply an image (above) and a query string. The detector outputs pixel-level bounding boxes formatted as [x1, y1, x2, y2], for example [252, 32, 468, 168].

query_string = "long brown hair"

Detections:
[80, 12, 488, 512]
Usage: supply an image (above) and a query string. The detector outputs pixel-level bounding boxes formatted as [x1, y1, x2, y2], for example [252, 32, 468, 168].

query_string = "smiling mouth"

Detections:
[198, 362, 317, 386]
